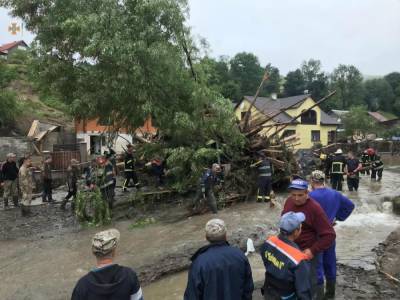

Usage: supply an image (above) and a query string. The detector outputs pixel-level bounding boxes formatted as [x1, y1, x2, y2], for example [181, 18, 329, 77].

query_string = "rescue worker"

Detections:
[122, 144, 139, 191]
[145, 156, 166, 187]
[1, 153, 19, 209]
[360, 150, 371, 175]
[41, 155, 54, 203]
[99, 154, 115, 210]
[250, 152, 274, 206]
[346, 151, 362, 191]
[309, 170, 355, 299]
[330, 149, 346, 191]
[184, 219, 254, 300]
[282, 179, 336, 299]
[370, 152, 384, 181]
[61, 159, 80, 210]
[84, 158, 97, 188]
[19, 156, 34, 216]
[71, 229, 144, 300]
[260, 212, 311, 300]
[193, 163, 223, 214]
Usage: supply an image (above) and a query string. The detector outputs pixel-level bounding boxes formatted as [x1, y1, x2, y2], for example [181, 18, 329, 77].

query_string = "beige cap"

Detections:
[311, 170, 325, 181]
[92, 229, 120, 256]
[205, 219, 227, 241]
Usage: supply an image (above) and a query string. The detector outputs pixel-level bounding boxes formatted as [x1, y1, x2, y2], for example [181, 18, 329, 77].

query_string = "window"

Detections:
[282, 130, 296, 140]
[311, 130, 320, 142]
[301, 110, 317, 125]
[328, 131, 336, 143]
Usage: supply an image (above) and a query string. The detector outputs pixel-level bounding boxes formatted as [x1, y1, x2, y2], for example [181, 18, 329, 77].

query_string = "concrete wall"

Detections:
[0, 137, 31, 160]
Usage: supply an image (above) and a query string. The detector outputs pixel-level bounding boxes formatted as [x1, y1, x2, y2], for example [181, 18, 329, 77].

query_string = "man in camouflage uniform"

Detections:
[19, 156, 34, 216]
[41, 155, 54, 203]
[1, 153, 19, 209]
[61, 159, 80, 210]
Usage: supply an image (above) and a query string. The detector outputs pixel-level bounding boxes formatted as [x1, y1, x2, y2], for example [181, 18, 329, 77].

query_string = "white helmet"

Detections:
[335, 149, 343, 154]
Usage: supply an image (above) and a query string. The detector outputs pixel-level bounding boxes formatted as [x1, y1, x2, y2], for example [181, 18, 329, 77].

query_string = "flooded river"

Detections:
[143, 167, 400, 299]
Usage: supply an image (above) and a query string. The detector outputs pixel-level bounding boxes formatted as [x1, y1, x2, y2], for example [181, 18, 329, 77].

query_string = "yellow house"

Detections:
[235, 94, 339, 149]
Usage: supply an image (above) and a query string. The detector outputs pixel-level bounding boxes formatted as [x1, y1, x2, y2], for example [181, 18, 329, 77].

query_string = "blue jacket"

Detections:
[260, 235, 311, 300]
[200, 169, 223, 191]
[184, 241, 254, 300]
[309, 188, 355, 223]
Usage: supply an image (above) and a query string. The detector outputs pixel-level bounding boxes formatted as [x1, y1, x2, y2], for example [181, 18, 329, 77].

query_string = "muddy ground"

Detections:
[1, 170, 400, 299]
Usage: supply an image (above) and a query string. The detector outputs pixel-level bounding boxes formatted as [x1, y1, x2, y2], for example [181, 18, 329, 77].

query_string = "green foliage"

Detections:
[0, 91, 19, 127]
[128, 217, 156, 229]
[363, 78, 395, 111]
[342, 105, 380, 136]
[283, 69, 305, 97]
[75, 189, 111, 226]
[40, 94, 70, 112]
[300, 59, 328, 101]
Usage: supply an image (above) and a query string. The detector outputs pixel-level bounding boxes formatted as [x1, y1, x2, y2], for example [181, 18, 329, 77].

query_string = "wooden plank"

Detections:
[27, 120, 39, 138]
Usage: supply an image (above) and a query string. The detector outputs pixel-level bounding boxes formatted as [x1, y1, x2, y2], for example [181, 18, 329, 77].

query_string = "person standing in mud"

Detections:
[250, 152, 275, 206]
[370, 152, 384, 181]
[98, 154, 115, 210]
[345, 152, 362, 192]
[41, 155, 54, 203]
[309, 170, 355, 299]
[1, 153, 19, 209]
[71, 229, 144, 300]
[184, 218, 254, 300]
[330, 149, 346, 191]
[360, 150, 371, 176]
[19, 156, 34, 216]
[61, 159, 80, 210]
[282, 179, 336, 300]
[122, 144, 139, 192]
[192, 163, 223, 214]
[260, 212, 312, 300]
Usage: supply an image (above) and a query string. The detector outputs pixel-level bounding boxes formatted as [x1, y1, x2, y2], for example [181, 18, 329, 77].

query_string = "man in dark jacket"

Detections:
[184, 218, 254, 300]
[345, 152, 362, 191]
[329, 149, 346, 191]
[61, 159, 80, 210]
[1, 153, 19, 208]
[41, 155, 54, 203]
[250, 152, 275, 206]
[123, 144, 139, 191]
[261, 212, 311, 300]
[72, 228, 143, 300]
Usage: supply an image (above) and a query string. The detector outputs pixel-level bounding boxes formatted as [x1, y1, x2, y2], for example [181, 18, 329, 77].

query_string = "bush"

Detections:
[0, 91, 19, 127]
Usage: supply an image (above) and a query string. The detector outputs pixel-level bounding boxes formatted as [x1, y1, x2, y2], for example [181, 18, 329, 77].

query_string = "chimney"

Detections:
[271, 93, 277, 100]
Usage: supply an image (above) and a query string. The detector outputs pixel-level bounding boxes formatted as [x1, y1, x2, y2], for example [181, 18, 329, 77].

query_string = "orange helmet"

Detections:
[366, 148, 375, 156]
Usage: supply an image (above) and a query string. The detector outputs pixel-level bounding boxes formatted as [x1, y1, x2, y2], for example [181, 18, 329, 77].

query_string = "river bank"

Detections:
[1, 169, 400, 299]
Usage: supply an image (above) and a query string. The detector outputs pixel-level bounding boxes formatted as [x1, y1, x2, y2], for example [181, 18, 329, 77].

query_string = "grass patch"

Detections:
[128, 217, 157, 229]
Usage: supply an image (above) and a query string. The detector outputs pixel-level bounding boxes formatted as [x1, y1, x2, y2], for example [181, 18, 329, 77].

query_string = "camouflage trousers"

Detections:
[21, 187, 33, 206]
[3, 180, 18, 204]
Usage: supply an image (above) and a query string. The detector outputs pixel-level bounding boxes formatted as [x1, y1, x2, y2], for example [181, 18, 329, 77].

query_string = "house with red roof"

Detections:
[0, 40, 29, 57]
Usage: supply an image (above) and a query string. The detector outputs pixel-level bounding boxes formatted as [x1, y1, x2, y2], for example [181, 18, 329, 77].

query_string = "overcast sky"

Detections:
[1, 1, 400, 76]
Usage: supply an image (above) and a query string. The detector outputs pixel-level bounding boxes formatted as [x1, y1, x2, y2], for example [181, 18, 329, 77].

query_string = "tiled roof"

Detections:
[244, 94, 310, 124]
[0, 40, 28, 53]
[368, 111, 388, 122]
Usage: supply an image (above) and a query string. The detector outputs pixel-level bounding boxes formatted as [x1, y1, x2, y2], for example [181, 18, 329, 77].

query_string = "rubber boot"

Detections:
[60, 199, 67, 210]
[4, 198, 9, 209]
[21, 204, 31, 217]
[324, 280, 336, 299]
[315, 284, 325, 300]
[12, 197, 20, 207]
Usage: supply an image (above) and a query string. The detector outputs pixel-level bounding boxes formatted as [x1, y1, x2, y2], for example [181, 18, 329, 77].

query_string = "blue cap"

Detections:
[288, 179, 308, 190]
[279, 212, 305, 234]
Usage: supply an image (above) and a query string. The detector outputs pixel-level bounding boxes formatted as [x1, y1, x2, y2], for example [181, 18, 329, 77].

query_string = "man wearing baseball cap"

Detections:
[72, 228, 143, 300]
[282, 179, 335, 299]
[260, 212, 312, 300]
[309, 170, 354, 299]
[184, 219, 254, 300]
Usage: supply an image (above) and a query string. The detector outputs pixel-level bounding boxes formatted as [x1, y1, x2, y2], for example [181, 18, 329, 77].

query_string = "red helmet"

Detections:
[366, 148, 375, 156]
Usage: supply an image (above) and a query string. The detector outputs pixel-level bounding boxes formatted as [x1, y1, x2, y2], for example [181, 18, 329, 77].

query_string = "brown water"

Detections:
[143, 167, 400, 299]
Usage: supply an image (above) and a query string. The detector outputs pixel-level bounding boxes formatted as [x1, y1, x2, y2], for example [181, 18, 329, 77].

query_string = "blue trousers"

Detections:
[317, 241, 336, 285]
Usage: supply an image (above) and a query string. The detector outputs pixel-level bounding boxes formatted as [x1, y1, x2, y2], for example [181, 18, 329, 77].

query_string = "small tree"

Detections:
[343, 106, 381, 137]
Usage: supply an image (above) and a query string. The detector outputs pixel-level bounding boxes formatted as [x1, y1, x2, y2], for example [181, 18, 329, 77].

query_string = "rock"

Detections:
[392, 197, 400, 215]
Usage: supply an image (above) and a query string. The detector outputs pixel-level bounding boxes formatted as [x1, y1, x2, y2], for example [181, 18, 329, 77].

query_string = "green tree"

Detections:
[300, 59, 328, 100]
[2, 0, 245, 190]
[283, 69, 305, 96]
[330, 64, 364, 109]
[0, 60, 18, 127]
[229, 52, 264, 99]
[363, 78, 395, 111]
[342, 105, 379, 137]
[261, 63, 281, 96]
[384, 72, 400, 115]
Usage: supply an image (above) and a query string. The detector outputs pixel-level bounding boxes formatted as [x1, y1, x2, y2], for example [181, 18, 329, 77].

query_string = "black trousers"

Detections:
[42, 179, 53, 201]
[123, 171, 138, 189]
[371, 169, 383, 180]
[101, 185, 115, 209]
[65, 182, 77, 201]
[347, 176, 359, 191]
[193, 189, 218, 214]
[257, 176, 272, 202]
[331, 174, 343, 191]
